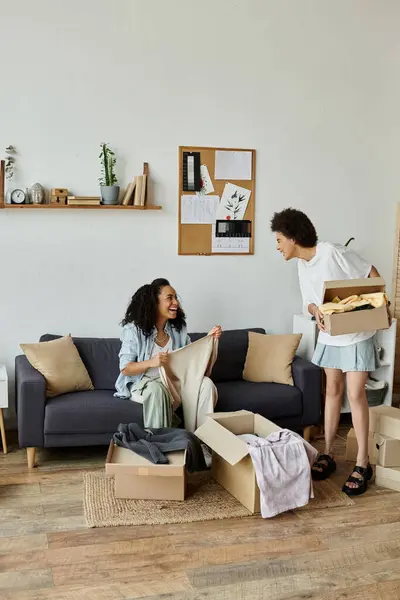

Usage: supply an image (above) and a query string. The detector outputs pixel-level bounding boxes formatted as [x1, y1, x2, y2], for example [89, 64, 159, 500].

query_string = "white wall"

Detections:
[1, 0, 400, 422]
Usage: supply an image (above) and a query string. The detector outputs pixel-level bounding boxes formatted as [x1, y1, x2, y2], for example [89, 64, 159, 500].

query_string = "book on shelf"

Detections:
[67, 196, 101, 205]
[133, 175, 147, 206]
[121, 178, 137, 206]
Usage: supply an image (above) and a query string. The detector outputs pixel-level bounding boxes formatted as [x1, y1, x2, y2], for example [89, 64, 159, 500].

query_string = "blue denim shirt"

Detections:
[114, 321, 191, 398]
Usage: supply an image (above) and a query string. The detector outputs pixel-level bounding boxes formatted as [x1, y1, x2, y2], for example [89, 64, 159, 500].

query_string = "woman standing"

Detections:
[115, 278, 222, 429]
[271, 208, 386, 496]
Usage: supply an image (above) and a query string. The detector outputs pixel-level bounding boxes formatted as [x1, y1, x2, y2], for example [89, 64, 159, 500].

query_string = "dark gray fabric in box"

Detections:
[189, 328, 265, 383]
[215, 380, 302, 421]
[44, 390, 143, 435]
[40, 334, 120, 390]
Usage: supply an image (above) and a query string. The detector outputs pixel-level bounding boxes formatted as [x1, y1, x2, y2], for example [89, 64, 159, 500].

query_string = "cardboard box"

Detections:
[322, 278, 389, 336]
[105, 441, 186, 500]
[374, 433, 400, 467]
[345, 428, 376, 465]
[369, 405, 400, 440]
[375, 464, 400, 491]
[195, 410, 281, 513]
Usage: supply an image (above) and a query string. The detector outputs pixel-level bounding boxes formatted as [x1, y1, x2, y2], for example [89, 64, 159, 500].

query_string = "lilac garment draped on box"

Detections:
[244, 429, 318, 518]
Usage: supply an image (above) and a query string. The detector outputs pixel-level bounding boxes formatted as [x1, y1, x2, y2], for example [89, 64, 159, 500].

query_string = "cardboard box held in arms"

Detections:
[195, 410, 281, 513]
[105, 441, 186, 500]
[322, 278, 389, 336]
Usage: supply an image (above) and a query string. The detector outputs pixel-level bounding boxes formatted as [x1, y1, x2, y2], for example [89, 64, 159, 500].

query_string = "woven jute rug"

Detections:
[83, 471, 354, 528]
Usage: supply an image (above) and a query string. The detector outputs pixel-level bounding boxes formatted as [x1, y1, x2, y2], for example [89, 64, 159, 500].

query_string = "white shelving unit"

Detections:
[292, 314, 397, 413]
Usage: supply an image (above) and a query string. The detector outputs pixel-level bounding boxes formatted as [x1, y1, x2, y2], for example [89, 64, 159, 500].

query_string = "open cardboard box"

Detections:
[322, 278, 389, 336]
[105, 441, 186, 500]
[195, 410, 281, 513]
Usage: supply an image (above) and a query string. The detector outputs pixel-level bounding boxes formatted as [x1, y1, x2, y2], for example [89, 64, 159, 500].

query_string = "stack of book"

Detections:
[67, 196, 101, 206]
[120, 163, 149, 206]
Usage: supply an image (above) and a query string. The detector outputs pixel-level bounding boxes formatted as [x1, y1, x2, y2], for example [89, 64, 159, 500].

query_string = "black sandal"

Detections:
[311, 454, 337, 481]
[342, 463, 373, 496]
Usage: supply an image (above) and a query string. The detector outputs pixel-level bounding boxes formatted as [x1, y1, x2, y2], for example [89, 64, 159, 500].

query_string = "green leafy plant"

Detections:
[98, 143, 117, 186]
[5, 145, 16, 180]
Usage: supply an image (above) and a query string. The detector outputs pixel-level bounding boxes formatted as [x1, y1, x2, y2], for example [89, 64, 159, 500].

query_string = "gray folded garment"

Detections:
[113, 422, 206, 473]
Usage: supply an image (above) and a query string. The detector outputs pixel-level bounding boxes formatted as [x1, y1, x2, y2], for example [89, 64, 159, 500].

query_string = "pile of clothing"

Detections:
[238, 430, 318, 518]
[113, 423, 207, 472]
[319, 292, 387, 316]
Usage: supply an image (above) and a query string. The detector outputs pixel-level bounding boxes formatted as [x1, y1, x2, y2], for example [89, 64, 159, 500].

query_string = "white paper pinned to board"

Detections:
[181, 195, 220, 224]
[211, 223, 250, 254]
[199, 165, 215, 195]
[215, 151, 252, 180]
[215, 183, 251, 221]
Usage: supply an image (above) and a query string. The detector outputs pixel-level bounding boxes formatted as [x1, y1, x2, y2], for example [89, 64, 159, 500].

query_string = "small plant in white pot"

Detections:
[99, 142, 120, 205]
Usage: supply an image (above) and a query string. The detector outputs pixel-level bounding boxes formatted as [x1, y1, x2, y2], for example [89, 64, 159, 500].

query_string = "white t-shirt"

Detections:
[145, 337, 173, 378]
[297, 241, 374, 347]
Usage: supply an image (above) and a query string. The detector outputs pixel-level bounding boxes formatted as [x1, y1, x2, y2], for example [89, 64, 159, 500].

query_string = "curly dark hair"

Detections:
[121, 278, 186, 336]
[270, 208, 318, 248]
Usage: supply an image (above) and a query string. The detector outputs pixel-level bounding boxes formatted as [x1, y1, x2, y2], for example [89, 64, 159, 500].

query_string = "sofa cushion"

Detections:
[189, 328, 265, 383]
[243, 332, 302, 386]
[215, 380, 302, 421]
[40, 334, 120, 390]
[44, 390, 143, 435]
[20, 335, 94, 398]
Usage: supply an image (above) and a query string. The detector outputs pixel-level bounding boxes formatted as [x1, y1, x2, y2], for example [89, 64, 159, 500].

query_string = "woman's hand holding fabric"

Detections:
[150, 352, 169, 368]
[208, 325, 222, 339]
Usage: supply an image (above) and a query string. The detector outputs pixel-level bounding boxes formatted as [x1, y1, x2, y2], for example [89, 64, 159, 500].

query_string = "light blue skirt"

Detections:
[312, 337, 381, 373]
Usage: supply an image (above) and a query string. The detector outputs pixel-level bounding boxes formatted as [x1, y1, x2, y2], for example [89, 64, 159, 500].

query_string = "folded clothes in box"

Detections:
[320, 278, 389, 336]
[320, 292, 388, 316]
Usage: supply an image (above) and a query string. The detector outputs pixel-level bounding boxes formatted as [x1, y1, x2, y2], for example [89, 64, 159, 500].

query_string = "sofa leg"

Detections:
[303, 426, 312, 442]
[27, 447, 37, 469]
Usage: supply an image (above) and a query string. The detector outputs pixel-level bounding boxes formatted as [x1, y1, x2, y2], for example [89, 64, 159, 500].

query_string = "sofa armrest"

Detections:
[15, 355, 46, 448]
[292, 356, 322, 427]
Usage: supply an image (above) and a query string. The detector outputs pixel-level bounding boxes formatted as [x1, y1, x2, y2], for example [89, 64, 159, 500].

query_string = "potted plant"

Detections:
[98, 143, 120, 205]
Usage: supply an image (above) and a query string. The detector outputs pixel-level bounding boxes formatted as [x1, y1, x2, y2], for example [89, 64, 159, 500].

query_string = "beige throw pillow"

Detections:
[20, 335, 94, 398]
[243, 332, 302, 386]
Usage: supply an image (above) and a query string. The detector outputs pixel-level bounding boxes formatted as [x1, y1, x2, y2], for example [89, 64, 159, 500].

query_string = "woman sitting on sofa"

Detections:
[115, 278, 222, 429]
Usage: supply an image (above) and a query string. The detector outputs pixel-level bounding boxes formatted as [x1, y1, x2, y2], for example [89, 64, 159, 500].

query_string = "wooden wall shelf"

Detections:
[0, 159, 161, 211]
[0, 203, 162, 210]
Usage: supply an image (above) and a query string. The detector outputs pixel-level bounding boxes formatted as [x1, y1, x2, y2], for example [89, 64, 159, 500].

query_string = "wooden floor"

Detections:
[1, 428, 400, 600]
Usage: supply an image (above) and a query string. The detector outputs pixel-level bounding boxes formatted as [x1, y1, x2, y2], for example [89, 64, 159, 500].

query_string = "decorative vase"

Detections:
[100, 185, 120, 205]
[30, 182, 45, 204]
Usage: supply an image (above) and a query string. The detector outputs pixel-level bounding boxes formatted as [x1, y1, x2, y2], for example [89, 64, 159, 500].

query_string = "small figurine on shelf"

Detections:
[30, 182, 45, 204]
[98, 142, 120, 205]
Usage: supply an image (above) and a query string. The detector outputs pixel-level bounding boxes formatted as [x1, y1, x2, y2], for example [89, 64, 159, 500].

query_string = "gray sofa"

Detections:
[16, 328, 321, 466]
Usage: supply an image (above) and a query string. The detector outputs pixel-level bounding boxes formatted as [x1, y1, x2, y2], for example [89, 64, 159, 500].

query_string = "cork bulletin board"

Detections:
[178, 146, 256, 256]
